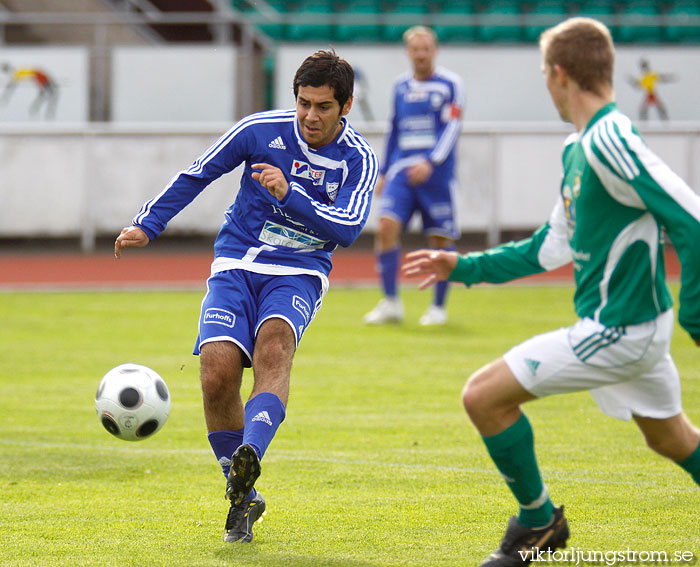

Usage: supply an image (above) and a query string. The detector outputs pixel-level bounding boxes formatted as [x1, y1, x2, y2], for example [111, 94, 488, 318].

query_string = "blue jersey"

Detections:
[382, 66, 463, 179]
[133, 109, 378, 282]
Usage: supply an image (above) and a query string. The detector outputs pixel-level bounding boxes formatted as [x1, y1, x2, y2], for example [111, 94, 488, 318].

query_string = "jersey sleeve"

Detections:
[448, 197, 572, 285]
[429, 75, 464, 167]
[280, 144, 378, 248]
[132, 121, 251, 240]
[380, 87, 400, 175]
[591, 119, 700, 340]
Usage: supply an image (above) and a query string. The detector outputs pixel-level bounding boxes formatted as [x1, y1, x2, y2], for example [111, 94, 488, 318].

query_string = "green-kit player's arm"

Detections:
[448, 197, 572, 286]
[604, 122, 700, 342]
[633, 172, 700, 342]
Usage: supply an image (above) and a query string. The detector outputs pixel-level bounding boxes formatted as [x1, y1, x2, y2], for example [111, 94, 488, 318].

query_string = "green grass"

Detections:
[1, 285, 699, 566]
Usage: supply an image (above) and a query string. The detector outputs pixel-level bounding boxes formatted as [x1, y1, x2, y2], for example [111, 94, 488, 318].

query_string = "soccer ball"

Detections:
[95, 363, 171, 441]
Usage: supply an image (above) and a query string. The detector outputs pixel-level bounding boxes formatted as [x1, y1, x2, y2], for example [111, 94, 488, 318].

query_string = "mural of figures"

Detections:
[627, 58, 677, 121]
[1, 63, 59, 119]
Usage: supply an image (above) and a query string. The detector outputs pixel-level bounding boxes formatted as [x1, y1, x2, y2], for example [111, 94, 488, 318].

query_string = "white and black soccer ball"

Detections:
[95, 363, 171, 441]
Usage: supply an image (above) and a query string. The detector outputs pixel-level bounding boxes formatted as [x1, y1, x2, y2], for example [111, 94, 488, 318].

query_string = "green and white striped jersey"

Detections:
[450, 103, 700, 341]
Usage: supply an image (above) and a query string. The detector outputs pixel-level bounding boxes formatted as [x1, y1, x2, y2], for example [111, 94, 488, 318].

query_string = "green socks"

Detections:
[482, 413, 555, 528]
[678, 442, 700, 486]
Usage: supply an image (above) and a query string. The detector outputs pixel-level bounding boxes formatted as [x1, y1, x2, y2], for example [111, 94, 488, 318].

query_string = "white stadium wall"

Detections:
[1, 125, 698, 250]
[111, 46, 237, 123]
[275, 44, 700, 123]
[0, 46, 89, 122]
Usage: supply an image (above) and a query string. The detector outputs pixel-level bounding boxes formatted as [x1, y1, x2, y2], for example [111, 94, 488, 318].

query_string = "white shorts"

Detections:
[503, 309, 681, 421]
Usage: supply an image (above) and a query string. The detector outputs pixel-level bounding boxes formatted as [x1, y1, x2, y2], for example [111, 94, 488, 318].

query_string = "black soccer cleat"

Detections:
[225, 443, 262, 506]
[223, 492, 266, 543]
[480, 506, 570, 566]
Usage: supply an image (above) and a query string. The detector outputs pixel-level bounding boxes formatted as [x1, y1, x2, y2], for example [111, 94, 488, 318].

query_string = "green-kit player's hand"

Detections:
[114, 225, 150, 259]
[402, 249, 459, 290]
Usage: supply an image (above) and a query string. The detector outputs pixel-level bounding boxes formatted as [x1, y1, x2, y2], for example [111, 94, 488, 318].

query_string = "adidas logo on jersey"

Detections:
[251, 410, 273, 426]
[268, 136, 286, 150]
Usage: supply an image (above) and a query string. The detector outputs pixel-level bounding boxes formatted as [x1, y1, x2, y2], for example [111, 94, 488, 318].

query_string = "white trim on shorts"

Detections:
[199, 336, 252, 363]
[503, 309, 681, 421]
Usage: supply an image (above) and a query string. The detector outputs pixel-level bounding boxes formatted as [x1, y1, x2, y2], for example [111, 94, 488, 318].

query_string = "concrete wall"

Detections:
[1, 123, 698, 249]
[276, 44, 700, 124]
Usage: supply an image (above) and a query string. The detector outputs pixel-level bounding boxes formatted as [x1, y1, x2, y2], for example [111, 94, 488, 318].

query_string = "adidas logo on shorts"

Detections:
[525, 358, 541, 376]
[268, 136, 286, 150]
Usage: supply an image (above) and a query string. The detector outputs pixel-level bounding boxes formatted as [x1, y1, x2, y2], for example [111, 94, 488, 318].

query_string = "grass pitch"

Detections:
[1, 285, 698, 566]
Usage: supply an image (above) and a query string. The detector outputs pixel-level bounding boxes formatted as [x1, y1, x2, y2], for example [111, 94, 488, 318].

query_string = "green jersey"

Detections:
[449, 103, 700, 341]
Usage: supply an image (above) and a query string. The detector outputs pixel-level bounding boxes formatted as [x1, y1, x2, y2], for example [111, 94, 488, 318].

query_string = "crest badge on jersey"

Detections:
[291, 160, 325, 186]
[325, 182, 339, 202]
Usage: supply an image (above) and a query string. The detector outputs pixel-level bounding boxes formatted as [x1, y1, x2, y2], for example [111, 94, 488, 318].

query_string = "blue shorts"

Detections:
[194, 269, 324, 367]
[379, 166, 459, 240]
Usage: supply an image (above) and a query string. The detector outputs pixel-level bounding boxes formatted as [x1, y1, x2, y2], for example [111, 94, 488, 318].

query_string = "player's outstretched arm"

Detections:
[252, 163, 289, 201]
[402, 249, 459, 290]
[114, 225, 150, 259]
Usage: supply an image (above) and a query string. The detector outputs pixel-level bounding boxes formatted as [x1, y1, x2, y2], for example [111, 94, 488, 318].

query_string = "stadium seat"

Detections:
[434, 0, 477, 43]
[665, 0, 700, 42]
[618, 0, 663, 43]
[571, 0, 617, 39]
[381, 0, 429, 42]
[232, 0, 291, 40]
[287, 0, 333, 42]
[336, 0, 382, 43]
[524, 0, 568, 42]
[478, 0, 523, 43]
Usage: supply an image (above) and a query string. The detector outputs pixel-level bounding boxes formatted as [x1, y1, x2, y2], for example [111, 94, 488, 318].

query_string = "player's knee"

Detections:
[377, 218, 400, 248]
[254, 321, 296, 367]
[462, 375, 487, 421]
[199, 342, 241, 395]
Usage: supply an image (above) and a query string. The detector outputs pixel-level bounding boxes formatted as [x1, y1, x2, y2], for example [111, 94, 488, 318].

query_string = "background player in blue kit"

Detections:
[114, 50, 377, 544]
[364, 25, 463, 326]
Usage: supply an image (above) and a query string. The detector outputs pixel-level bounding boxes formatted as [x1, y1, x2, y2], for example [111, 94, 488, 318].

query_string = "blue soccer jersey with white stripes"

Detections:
[381, 66, 463, 178]
[133, 109, 377, 279]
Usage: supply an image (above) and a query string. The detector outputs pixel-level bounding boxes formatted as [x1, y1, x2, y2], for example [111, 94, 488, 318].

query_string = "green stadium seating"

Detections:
[618, 0, 663, 43]
[571, 0, 614, 19]
[336, 0, 382, 42]
[524, 0, 568, 42]
[434, 0, 477, 43]
[665, 0, 700, 42]
[230, 0, 700, 45]
[478, 0, 523, 43]
[231, 0, 290, 40]
[571, 0, 617, 39]
[382, 0, 429, 42]
[287, 0, 333, 42]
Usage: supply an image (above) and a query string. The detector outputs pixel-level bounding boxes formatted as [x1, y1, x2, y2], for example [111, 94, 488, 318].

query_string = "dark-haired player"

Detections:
[115, 50, 377, 543]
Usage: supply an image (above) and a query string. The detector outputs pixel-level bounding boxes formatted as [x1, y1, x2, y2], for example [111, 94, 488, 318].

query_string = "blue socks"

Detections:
[207, 393, 285, 502]
[207, 392, 286, 492]
[208, 428, 244, 477]
[378, 247, 400, 298]
[377, 245, 451, 307]
[242, 392, 286, 460]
